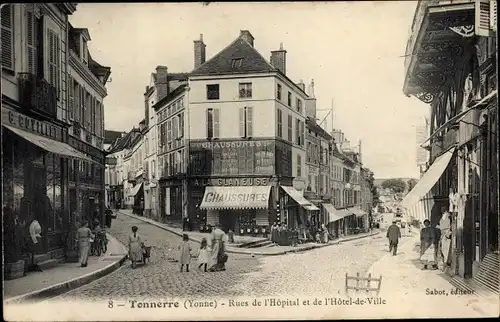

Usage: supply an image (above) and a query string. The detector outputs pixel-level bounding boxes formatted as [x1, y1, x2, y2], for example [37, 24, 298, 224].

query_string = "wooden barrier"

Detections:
[345, 272, 382, 296]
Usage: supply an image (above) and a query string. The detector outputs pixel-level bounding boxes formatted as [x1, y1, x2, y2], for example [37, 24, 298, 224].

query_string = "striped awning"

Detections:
[323, 203, 344, 223]
[129, 183, 143, 197]
[199, 186, 272, 210]
[348, 207, 367, 218]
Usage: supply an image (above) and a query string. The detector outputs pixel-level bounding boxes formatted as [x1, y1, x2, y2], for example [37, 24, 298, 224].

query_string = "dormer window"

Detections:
[231, 58, 243, 68]
[82, 39, 88, 65]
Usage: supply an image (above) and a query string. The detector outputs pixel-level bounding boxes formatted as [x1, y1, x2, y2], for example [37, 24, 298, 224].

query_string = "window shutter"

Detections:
[491, 0, 497, 31]
[179, 114, 184, 137]
[1, 5, 14, 70]
[26, 9, 37, 75]
[68, 75, 74, 120]
[475, 0, 493, 37]
[239, 107, 245, 137]
[246, 106, 253, 137]
[100, 102, 104, 137]
[172, 115, 178, 139]
[206, 109, 210, 138]
[213, 108, 220, 138]
[48, 30, 55, 86]
[74, 83, 80, 122]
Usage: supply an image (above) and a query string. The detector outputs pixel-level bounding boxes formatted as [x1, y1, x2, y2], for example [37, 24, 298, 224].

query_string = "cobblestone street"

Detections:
[51, 214, 391, 301]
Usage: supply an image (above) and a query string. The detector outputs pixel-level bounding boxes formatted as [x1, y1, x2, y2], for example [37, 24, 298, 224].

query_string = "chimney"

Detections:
[358, 139, 362, 163]
[193, 34, 206, 69]
[155, 65, 169, 101]
[296, 79, 306, 92]
[240, 30, 254, 47]
[308, 79, 316, 98]
[270, 43, 287, 74]
[305, 96, 316, 119]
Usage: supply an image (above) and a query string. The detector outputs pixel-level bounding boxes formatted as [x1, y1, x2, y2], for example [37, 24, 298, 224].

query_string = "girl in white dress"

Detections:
[197, 237, 209, 272]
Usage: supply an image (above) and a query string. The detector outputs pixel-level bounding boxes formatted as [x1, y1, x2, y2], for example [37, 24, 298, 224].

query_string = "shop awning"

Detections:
[3, 124, 97, 164]
[304, 204, 320, 211]
[199, 186, 272, 210]
[400, 147, 456, 210]
[281, 186, 312, 206]
[130, 183, 143, 197]
[323, 203, 345, 223]
[348, 207, 367, 218]
[337, 208, 354, 218]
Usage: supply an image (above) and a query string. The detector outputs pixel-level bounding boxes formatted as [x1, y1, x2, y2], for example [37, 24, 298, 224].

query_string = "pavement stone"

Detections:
[47, 213, 390, 302]
[3, 233, 127, 303]
[366, 234, 499, 318]
[117, 209, 381, 255]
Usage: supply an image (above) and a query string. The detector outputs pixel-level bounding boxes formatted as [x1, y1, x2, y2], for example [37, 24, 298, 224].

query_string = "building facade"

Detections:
[1, 3, 110, 278]
[187, 30, 316, 234]
[402, 0, 498, 292]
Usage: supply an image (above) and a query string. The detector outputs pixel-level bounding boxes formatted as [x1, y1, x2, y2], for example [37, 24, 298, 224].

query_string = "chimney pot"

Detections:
[240, 30, 255, 47]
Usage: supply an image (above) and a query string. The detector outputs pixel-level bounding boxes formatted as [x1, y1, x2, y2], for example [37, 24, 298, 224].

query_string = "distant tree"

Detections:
[381, 178, 406, 194]
[367, 172, 380, 206]
[407, 178, 418, 191]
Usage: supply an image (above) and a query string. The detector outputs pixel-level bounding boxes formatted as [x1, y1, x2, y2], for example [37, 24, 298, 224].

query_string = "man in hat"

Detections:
[386, 220, 402, 256]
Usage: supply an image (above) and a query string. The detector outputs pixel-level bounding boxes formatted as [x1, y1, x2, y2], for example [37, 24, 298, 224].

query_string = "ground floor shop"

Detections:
[2, 105, 98, 279]
[125, 182, 144, 215]
[107, 185, 123, 209]
[143, 181, 158, 220]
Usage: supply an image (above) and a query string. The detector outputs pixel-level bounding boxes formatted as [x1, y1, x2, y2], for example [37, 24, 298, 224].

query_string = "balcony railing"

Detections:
[18, 73, 57, 118]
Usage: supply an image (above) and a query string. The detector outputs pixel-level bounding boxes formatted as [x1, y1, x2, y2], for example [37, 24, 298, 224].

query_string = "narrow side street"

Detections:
[50, 213, 389, 300]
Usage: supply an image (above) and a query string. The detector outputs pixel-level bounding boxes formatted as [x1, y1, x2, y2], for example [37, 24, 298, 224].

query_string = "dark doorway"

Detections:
[219, 211, 236, 232]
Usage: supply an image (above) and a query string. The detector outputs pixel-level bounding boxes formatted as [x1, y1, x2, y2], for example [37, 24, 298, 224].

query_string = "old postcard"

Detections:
[2, 1, 499, 320]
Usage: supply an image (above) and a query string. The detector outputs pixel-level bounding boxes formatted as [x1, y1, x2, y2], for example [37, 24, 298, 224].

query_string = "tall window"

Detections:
[26, 8, 40, 75]
[277, 84, 282, 100]
[300, 121, 305, 146]
[206, 84, 219, 100]
[239, 83, 252, 98]
[239, 106, 253, 138]
[295, 119, 301, 145]
[172, 116, 178, 140]
[277, 109, 283, 138]
[287, 114, 293, 141]
[287, 92, 292, 107]
[1, 5, 14, 71]
[47, 29, 61, 98]
[297, 154, 302, 177]
[178, 113, 184, 138]
[296, 98, 302, 113]
[167, 119, 172, 144]
[206, 108, 220, 138]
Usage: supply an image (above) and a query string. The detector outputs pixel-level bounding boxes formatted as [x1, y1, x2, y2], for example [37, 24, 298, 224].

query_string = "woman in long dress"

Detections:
[77, 221, 94, 267]
[208, 224, 227, 272]
[420, 219, 438, 270]
[128, 226, 143, 269]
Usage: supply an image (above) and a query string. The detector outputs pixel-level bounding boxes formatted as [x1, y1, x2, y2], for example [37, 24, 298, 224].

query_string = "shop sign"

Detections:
[2, 107, 62, 141]
[308, 165, 319, 175]
[190, 140, 273, 150]
[192, 177, 274, 187]
[203, 191, 268, 203]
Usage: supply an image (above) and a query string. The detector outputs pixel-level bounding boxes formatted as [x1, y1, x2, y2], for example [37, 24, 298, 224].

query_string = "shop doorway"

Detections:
[219, 211, 236, 232]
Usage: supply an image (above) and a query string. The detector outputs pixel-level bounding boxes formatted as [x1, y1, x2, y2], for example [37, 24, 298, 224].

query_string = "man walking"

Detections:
[386, 220, 401, 255]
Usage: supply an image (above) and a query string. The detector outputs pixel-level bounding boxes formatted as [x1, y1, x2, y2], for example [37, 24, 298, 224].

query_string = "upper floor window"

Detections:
[287, 92, 292, 107]
[231, 58, 243, 68]
[277, 84, 282, 100]
[296, 98, 302, 113]
[239, 82, 252, 98]
[239, 106, 253, 138]
[47, 29, 61, 99]
[297, 154, 302, 177]
[277, 109, 283, 138]
[1, 5, 14, 71]
[287, 114, 293, 141]
[178, 113, 184, 138]
[206, 84, 219, 100]
[206, 108, 220, 139]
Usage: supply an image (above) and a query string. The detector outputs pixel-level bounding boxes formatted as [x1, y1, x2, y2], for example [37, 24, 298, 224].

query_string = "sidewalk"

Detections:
[365, 234, 499, 318]
[3, 233, 128, 304]
[117, 209, 380, 256]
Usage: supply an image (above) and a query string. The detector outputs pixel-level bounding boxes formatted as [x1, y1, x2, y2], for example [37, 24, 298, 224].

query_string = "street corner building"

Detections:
[400, 0, 498, 294]
[1, 3, 111, 279]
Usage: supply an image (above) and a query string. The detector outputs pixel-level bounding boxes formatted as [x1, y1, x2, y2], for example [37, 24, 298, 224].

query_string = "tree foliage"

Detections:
[381, 178, 407, 193]
[407, 178, 418, 191]
[367, 172, 380, 206]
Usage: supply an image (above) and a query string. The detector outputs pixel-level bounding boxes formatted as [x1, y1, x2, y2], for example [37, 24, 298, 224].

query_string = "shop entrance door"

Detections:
[31, 165, 48, 253]
[219, 211, 236, 232]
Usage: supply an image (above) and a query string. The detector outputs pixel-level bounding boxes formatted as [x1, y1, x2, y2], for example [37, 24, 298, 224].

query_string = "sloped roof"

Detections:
[306, 117, 332, 141]
[153, 83, 188, 111]
[190, 36, 276, 76]
[104, 130, 123, 145]
[109, 129, 140, 153]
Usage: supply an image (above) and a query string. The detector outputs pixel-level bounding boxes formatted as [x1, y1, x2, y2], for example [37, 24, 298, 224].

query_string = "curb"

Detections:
[4, 234, 128, 305]
[118, 210, 380, 256]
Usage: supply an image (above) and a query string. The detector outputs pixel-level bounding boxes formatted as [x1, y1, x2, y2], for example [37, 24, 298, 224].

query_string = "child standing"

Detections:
[197, 237, 209, 272]
[178, 234, 192, 272]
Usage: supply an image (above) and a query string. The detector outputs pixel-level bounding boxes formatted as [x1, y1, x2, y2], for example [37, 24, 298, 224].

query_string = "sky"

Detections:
[70, 1, 431, 179]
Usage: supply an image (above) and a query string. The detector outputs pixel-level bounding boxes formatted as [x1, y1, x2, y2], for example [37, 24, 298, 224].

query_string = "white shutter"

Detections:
[26, 9, 37, 75]
[246, 106, 253, 137]
[213, 108, 220, 138]
[475, 0, 493, 37]
[239, 107, 245, 137]
[490, 0, 497, 31]
[1, 5, 14, 70]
